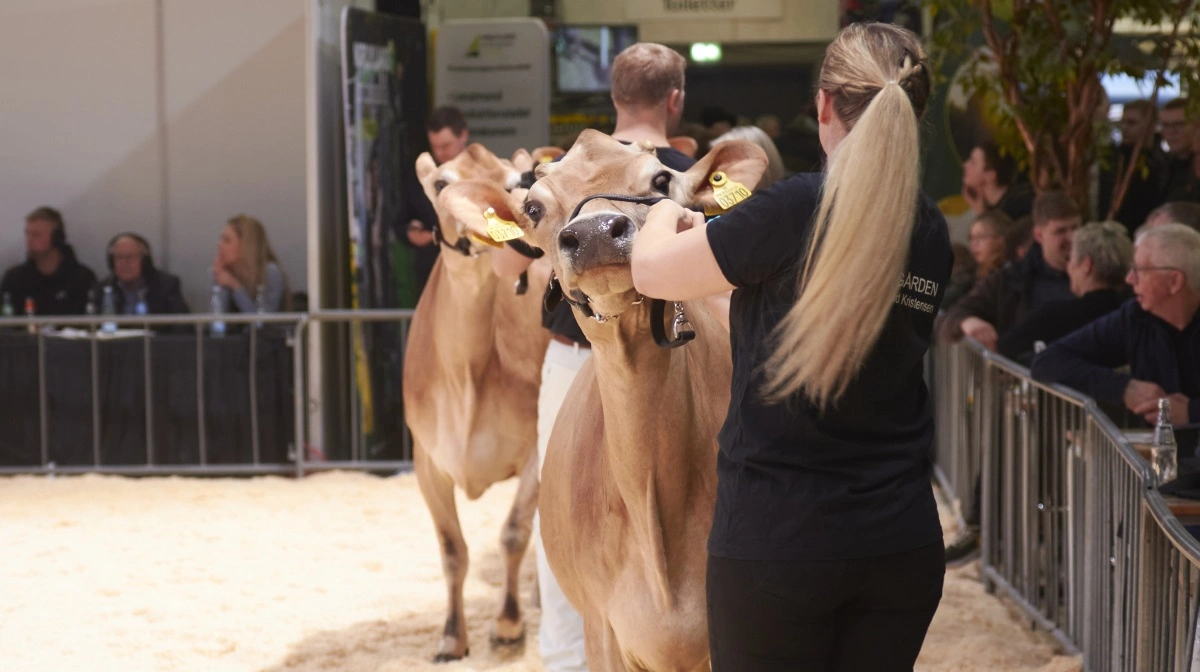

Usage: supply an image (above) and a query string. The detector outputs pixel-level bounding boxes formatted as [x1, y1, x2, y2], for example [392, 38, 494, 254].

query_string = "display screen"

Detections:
[553, 25, 639, 94]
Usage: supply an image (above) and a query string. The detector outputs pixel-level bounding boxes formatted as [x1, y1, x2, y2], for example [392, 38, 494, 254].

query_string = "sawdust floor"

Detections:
[0, 472, 1080, 671]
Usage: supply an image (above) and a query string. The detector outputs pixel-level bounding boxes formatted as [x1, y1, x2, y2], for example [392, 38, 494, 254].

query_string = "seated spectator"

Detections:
[93, 233, 189, 315]
[1143, 201, 1200, 232]
[1005, 215, 1035, 261]
[939, 191, 1080, 349]
[1031, 224, 1200, 428]
[211, 215, 290, 313]
[1, 206, 96, 316]
[943, 210, 1014, 310]
[997, 221, 1131, 363]
[710, 125, 785, 189]
[960, 140, 1035, 221]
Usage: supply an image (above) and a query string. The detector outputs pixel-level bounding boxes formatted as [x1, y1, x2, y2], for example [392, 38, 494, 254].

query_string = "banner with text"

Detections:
[434, 18, 550, 158]
[623, 0, 783, 20]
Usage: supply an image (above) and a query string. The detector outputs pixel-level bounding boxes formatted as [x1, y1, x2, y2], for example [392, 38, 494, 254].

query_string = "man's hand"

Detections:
[1124, 379, 1168, 414]
[960, 317, 999, 351]
[407, 220, 435, 247]
[1133, 392, 1190, 425]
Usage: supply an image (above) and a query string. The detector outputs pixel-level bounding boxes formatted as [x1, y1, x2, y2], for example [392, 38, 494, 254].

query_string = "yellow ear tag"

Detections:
[470, 232, 503, 249]
[704, 171, 753, 217]
[538, 155, 555, 164]
[484, 207, 525, 243]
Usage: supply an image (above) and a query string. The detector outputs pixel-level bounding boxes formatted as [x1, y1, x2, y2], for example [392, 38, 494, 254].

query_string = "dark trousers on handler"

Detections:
[707, 542, 945, 672]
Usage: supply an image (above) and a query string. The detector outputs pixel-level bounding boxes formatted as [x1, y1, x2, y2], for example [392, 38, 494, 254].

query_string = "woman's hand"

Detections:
[647, 200, 701, 233]
[212, 260, 241, 290]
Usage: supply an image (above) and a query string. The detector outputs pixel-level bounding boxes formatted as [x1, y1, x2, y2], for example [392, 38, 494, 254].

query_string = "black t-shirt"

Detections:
[545, 145, 697, 344]
[704, 173, 953, 561]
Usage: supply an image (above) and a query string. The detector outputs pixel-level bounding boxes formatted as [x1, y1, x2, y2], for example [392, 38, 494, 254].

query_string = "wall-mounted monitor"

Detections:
[553, 25, 639, 94]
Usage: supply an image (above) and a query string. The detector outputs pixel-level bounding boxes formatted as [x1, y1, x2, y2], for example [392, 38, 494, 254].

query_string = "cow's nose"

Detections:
[558, 214, 635, 264]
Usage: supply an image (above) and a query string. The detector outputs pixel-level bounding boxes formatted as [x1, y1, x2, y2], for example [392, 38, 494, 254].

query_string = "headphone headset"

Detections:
[106, 232, 156, 275]
[51, 222, 66, 249]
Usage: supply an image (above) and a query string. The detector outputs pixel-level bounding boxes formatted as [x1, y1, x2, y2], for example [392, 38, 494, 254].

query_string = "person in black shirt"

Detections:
[91, 233, 190, 317]
[631, 23, 949, 671]
[1, 206, 96, 317]
[961, 139, 1034, 221]
[997, 221, 1131, 363]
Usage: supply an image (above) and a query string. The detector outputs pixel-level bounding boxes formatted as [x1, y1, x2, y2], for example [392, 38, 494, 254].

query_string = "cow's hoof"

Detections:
[432, 648, 468, 663]
[490, 631, 526, 649]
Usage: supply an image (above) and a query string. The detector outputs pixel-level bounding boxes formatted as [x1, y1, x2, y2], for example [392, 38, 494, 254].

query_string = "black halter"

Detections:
[542, 192, 697, 349]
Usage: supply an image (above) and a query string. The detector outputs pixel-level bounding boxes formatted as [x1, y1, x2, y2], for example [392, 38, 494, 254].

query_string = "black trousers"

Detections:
[707, 542, 945, 672]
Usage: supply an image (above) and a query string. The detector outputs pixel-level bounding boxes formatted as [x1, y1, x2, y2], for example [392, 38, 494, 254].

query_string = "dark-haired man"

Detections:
[403, 106, 472, 295]
[961, 140, 1034, 222]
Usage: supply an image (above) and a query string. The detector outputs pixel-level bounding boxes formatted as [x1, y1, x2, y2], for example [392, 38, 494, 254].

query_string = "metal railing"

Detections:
[0, 309, 417, 478]
[932, 340, 1200, 671]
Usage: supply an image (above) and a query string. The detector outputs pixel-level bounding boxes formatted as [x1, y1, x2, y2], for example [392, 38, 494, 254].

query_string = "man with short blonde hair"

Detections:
[609, 43, 687, 147]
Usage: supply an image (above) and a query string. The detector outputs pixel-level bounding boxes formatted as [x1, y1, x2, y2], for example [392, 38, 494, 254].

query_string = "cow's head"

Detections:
[517, 130, 766, 319]
[416, 143, 532, 256]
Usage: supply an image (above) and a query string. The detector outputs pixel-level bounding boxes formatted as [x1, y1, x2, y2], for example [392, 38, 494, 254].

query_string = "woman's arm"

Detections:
[631, 200, 734, 301]
[231, 263, 285, 312]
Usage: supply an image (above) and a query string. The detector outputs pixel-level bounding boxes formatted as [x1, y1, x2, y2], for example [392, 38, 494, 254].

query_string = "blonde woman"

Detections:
[211, 215, 290, 313]
[631, 23, 949, 669]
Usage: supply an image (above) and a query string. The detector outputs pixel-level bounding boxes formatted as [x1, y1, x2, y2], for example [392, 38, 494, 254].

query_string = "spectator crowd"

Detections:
[937, 98, 1200, 562]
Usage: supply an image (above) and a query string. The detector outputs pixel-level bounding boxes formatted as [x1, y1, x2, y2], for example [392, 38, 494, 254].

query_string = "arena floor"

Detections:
[0, 472, 1081, 671]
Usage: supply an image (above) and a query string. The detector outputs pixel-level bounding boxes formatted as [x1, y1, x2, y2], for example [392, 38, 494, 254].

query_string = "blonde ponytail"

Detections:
[762, 23, 928, 410]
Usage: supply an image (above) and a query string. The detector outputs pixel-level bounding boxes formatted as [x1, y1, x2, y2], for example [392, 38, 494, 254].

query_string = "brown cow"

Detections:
[453, 130, 766, 670]
[404, 143, 551, 661]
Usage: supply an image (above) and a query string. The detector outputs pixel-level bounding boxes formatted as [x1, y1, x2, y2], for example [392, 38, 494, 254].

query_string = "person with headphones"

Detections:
[92, 232, 189, 316]
[1, 206, 97, 316]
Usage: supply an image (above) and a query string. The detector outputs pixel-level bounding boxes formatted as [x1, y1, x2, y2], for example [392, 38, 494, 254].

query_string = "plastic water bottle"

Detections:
[24, 298, 36, 334]
[210, 285, 226, 337]
[1, 292, 12, 317]
[254, 283, 266, 329]
[1152, 397, 1178, 485]
[134, 288, 148, 317]
[100, 286, 117, 333]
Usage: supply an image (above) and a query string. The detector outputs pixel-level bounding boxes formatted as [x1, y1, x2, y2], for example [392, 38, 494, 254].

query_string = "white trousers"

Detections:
[535, 339, 591, 672]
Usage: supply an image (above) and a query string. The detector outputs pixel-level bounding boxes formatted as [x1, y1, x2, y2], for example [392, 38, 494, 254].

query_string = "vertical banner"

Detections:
[434, 18, 550, 158]
[341, 7, 427, 458]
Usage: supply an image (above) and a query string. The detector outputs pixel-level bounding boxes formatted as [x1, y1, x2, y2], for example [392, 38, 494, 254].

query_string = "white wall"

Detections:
[0, 0, 308, 312]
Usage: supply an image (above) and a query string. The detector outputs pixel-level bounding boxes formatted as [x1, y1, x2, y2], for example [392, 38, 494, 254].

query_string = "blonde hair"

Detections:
[711, 126, 785, 189]
[225, 214, 291, 309]
[610, 43, 686, 110]
[763, 22, 931, 409]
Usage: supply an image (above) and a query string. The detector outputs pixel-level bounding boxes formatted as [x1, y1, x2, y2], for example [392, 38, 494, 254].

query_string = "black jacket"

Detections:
[92, 269, 190, 316]
[0, 245, 97, 316]
[1031, 298, 1200, 425]
[997, 288, 1128, 364]
[939, 243, 1074, 342]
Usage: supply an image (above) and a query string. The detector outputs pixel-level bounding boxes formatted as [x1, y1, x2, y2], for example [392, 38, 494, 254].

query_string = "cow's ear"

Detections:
[534, 160, 560, 180]
[511, 149, 533, 173]
[416, 152, 437, 182]
[678, 141, 768, 211]
[439, 180, 526, 234]
[531, 146, 565, 164]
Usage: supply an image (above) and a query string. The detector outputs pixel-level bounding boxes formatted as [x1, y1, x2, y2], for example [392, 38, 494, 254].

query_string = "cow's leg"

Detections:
[414, 442, 470, 662]
[492, 447, 539, 647]
[583, 613, 628, 672]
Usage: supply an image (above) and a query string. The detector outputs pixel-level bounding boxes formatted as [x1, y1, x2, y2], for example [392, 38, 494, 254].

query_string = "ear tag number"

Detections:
[484, 207, 525, 242]
[704, 171, 752, 216]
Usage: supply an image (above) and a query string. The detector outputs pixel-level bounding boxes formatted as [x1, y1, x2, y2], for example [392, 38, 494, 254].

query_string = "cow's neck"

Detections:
[579, 300, 725, 609]
[430, 251, 499, 368]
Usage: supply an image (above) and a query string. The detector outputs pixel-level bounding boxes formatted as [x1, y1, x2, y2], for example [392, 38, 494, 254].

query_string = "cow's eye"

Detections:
[434, 179, 449, 194]
[525, 200, 544, 224]
[652, 171, 672, 194]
